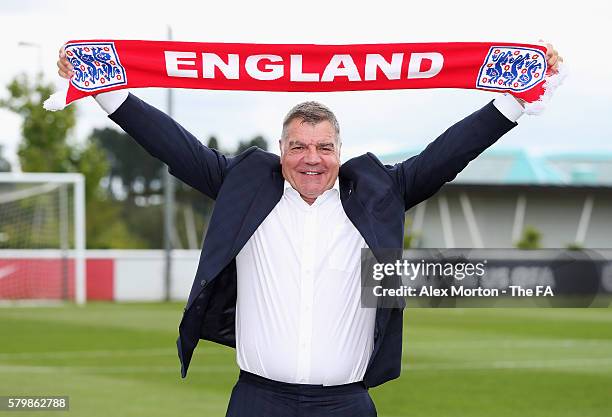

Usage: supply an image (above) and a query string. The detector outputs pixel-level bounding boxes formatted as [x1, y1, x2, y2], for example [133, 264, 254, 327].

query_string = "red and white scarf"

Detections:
[45, 40, 566, 114]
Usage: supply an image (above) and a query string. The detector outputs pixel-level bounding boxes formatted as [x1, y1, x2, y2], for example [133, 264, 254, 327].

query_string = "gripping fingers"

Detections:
[57, 45, 74, 79]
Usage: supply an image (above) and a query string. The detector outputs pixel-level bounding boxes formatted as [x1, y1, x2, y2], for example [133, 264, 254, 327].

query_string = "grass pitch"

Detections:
[1, 303, 611, 417]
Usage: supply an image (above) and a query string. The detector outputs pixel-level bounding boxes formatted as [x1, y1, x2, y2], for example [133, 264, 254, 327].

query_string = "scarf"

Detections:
[44, 40, 566, 114]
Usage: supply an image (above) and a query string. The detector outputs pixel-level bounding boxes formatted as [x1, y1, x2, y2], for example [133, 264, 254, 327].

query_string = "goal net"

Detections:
[0, 173, 86, 304]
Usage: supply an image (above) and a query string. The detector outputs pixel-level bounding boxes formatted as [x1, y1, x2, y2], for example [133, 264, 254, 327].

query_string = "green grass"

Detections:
[1, 303, 611, 417]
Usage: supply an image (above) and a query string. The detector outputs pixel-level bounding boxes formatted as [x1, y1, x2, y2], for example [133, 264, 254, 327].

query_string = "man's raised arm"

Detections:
[57, 47, 229, 199]
[390, 94, 521, 210]
[388, 43, 562, 211]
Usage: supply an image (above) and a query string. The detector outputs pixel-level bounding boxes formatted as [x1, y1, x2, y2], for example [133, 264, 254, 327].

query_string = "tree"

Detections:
[515, 225, 542, 250]
[0, 74, 74, 172]
[207, 135, 220, 151]
[234, 135, 268, 155]
[0, 146, 11, 172]
[565, 242, 584, 250]
[89, 127, 164, 200]
[0, 73, 140, 248]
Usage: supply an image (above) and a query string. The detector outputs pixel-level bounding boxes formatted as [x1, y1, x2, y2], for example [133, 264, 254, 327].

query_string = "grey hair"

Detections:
[281, 101, 341, 144]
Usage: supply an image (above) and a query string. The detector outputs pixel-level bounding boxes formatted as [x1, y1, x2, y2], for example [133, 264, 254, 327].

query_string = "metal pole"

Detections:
[163, 25, 175, 302]
[511, 194, 527, 244]
[59, 184, 69, 300]
[459, 192, 484, 248]
[438, 194, 455, 249]
[74, 176, 86, 305]
[575, 195, 594, 245]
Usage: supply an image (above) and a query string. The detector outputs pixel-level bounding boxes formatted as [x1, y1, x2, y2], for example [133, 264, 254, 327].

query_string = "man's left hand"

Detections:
[542, 41, 563, 74]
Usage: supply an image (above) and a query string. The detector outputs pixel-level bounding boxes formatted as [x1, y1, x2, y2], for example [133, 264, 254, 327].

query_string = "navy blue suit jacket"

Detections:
[109, 93, 516, 388]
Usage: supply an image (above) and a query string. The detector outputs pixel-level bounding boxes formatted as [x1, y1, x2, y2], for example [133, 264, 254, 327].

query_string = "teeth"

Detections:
[304, 172, 320, 175]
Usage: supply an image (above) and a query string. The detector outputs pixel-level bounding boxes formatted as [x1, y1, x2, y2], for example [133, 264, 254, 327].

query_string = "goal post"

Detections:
[0, 172, 86, 305]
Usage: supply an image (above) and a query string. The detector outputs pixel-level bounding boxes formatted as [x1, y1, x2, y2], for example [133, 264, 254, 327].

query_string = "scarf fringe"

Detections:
[43, 88, 68, 112]
[523, 63, 568, 115]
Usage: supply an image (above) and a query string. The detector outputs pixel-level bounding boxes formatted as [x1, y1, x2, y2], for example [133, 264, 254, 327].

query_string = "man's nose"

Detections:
[303, 145, 322, 164]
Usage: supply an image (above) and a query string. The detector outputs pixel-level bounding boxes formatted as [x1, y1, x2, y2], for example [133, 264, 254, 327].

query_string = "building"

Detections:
[379, 149, 612, 248]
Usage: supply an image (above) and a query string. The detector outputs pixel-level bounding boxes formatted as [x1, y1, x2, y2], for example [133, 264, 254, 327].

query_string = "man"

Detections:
[58, 44, 561, 417]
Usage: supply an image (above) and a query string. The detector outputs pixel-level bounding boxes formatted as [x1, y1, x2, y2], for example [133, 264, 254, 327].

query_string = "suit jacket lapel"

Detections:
[229, 169, 284, 259]
[339, 176, 381, 255]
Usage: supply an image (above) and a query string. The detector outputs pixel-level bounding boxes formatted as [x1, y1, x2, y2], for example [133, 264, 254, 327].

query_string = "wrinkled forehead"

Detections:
[282, 119, 339, 145]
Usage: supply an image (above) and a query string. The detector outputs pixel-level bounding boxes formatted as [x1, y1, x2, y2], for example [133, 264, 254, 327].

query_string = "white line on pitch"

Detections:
[0, 347, 228, 360]
[402, 357, 612, 370]
[403, 338, 612, 352]
[0, 364, 236, 374]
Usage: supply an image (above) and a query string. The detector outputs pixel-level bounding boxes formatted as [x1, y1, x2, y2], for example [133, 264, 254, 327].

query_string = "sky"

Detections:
[0, 0, 611, 170]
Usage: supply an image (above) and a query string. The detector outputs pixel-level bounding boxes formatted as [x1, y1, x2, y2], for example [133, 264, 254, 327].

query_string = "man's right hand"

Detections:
[57, 46, 74, 79]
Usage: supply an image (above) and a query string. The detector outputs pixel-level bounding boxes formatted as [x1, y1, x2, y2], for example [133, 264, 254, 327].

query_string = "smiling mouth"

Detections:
[300, 171, 323, 176]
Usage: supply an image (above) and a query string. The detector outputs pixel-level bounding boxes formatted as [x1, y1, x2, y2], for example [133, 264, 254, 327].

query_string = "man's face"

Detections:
[280, 118, 341, 205]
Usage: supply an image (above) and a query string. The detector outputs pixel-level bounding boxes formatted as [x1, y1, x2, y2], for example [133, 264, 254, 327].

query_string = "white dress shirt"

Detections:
[235, 180, 375, 385]
[94, 89, 525, 385]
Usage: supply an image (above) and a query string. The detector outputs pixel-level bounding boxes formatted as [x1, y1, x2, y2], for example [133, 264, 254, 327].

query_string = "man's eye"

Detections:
[292, 146, 304, 150]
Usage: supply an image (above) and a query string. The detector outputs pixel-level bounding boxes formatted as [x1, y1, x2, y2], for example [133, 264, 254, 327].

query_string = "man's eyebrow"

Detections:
[286, 140, 335, 148]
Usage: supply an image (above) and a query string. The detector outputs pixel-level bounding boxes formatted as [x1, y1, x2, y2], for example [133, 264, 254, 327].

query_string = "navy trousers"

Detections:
[225, 371, 377, 417]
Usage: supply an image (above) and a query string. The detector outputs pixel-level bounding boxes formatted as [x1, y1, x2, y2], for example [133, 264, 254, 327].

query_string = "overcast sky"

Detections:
[1, 0, 611, 169]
